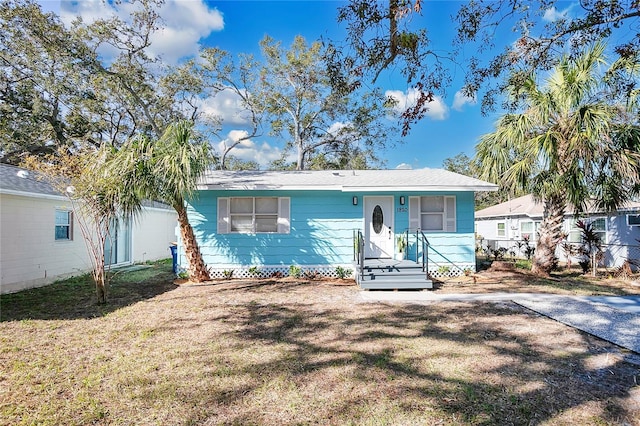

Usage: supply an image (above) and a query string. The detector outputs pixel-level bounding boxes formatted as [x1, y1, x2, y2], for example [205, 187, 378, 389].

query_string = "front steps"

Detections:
[356, 259, 433, 290]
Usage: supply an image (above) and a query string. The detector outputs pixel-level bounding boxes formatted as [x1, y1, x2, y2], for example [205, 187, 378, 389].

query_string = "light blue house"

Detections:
[180, 169, 497, 288]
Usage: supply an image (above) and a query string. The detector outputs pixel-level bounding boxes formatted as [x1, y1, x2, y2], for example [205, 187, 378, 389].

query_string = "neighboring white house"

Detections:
[0, 163, 177, 294]
[475, 194, 640, 268]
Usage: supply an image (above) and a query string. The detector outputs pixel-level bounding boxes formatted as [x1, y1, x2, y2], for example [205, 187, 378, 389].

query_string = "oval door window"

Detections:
[372, 205, 384, 234]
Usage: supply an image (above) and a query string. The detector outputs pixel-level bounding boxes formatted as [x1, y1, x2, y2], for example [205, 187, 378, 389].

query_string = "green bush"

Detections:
[335, 266, 352, 279]
[289, 265, 302, 278]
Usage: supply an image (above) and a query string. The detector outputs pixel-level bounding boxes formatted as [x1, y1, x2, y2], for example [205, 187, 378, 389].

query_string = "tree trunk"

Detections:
[176, 204, 211, 282]
[531, 195, 566, 276]
[93, 265, 108, 304]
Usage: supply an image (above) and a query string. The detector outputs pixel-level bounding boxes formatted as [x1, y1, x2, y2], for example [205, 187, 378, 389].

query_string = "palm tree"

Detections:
[25, 146, 146, 303]
[475, 42, 640, 276]
[115, 121, 215, 282]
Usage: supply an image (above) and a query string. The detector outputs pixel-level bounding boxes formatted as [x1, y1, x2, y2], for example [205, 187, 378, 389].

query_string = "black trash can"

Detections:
[169, 244, 178, 274]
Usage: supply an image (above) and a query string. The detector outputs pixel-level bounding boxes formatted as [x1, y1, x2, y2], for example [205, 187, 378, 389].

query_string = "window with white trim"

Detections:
[520, 221, 535, 241]
[628, 214, 640, 226]
[217, 197, 290, 234]
[497, 222, 506, 238]
[55, 209, 73, 240]
[591, 218, 607, 243]
[409, 196, 456, 232]
[567, 217, 607, 243]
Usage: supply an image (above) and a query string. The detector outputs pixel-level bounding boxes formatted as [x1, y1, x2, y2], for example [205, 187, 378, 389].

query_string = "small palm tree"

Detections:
[476, 42, 640, 276]
[114, 121, 215, 282]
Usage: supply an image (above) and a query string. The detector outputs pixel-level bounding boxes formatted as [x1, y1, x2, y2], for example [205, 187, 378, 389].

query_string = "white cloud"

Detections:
[385, 88, 449, 121]
[217, 131, 291, 168]
[197, 90, 250, 126]
[395, 163, 413, 170]
[60, 0, 224, 64]
[452, 90, 477, 112]
[543, 6, 570, 22]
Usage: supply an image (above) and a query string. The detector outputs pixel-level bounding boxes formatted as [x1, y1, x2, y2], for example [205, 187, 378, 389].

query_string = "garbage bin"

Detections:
[169, 244, 178, 274]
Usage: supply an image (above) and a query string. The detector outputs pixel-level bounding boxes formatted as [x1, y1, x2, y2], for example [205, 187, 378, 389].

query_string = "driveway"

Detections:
[358, 291, 640, 354]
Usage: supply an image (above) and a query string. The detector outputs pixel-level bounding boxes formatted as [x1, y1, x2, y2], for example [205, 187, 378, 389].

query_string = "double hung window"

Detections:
[55, 209, 72, 240]
[409, 196, 456, 232]
[217, 197, 290, 234]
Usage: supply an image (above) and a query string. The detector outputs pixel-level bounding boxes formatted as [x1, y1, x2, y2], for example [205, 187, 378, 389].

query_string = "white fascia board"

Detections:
[0, 189, 66, 201]
[476, 212, 543, 220]
[198, 184, 499, 192]
[197, 184, 343, 191]
[341, 185, 499, 192]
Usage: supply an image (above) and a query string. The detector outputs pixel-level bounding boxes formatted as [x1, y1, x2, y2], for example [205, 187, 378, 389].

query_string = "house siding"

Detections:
[0, 193, 91, 293]
[184, 190, 477, 277]
[131, 207, 178, 263]
[476, 211, 640, 268]
[0, 193, 177, 294]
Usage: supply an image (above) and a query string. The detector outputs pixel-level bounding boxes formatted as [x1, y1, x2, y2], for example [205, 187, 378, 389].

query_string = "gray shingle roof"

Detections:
[0, 163, 173, 210]
[0, 163, 62, 197]
[475, 194, 640, 219]
[198, 169, 498, 192]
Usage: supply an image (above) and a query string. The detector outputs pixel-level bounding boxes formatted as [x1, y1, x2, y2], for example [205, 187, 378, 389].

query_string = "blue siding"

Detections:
[395, 191, 475, 267]
[183, 189, 477, 270]
[187, 190, 361, 267]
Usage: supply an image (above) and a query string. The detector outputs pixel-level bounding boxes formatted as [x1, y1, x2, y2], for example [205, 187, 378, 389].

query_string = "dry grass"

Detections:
[1, 262, 639, 425]
[436, 263, 640, 296]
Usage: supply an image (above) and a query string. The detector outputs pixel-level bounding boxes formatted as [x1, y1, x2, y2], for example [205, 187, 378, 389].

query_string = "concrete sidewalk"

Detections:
[357, 291, 640, 354]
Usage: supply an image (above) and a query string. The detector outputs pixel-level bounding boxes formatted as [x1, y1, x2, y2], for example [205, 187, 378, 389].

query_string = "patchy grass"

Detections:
[0, 259, 176, 321]
[0, 267, 639, 425]
[437, 265, 640, 296]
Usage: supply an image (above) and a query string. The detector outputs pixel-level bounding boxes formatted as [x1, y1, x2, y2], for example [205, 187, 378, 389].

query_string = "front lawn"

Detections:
[1, 264, 638, 425]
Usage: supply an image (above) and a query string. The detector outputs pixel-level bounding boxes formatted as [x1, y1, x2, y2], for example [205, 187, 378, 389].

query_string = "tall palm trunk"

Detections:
[176, 205, 211, 282]
[531, 195, 566, 276]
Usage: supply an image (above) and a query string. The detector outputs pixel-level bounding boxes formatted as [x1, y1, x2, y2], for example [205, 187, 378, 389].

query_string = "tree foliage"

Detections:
[475, 43, 640, 275]
[23, 147, 144, 303]
[111, 121, 216, 282]
[442, 152, 523, 210]
[256, 35, 396, 170]
[332, 0, 640, 132]
[0, 0, 214, 163]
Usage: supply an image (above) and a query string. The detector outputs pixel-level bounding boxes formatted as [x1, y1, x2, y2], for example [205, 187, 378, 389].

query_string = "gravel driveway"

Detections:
[514, 295, 640, 354]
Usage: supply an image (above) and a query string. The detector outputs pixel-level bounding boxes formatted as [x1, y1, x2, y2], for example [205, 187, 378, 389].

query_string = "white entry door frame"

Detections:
[363, 196, 394, 258]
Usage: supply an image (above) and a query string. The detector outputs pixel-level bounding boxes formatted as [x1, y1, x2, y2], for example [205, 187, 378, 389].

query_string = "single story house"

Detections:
[0, 163, 177, 294]
[475, 194, 640, 268]
[179, 169, 497, 288]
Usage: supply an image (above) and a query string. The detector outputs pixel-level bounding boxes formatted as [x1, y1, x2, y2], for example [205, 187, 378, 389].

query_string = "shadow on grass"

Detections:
[0, 260, 178, 321]
[210, 299, 638, 425]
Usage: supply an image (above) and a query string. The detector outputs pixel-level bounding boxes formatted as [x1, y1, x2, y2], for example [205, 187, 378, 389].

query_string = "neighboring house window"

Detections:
[591, 218, 607, 243]
[520, 221, 536, 241]
[628, 214, 640, 226]
[409, 196, 456, 232]
[567, 217, 607, 244]
[217, 197, 290, 234]
[55, 209, 72, 240]
[497, 222, 506, 238]
[567, 220, 581, 243]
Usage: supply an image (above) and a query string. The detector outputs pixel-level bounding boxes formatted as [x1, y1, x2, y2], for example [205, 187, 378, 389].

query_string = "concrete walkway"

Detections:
[357, 291, 640, 354]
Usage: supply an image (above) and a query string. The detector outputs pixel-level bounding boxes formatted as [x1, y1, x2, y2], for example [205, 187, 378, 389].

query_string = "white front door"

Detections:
[364, 196, 394, 258]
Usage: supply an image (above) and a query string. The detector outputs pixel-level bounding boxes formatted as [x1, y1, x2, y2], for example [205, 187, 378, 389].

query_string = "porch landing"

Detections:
[356, 259, 433, 290]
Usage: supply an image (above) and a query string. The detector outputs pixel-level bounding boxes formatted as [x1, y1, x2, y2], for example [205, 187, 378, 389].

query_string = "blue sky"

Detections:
[45, 0, 565, 169]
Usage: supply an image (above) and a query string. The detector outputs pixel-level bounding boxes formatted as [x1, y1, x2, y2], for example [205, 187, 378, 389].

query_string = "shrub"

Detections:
[289, 265, 302, 278]
[335, 266, 352, 279]
[248, 266, 262, 278]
